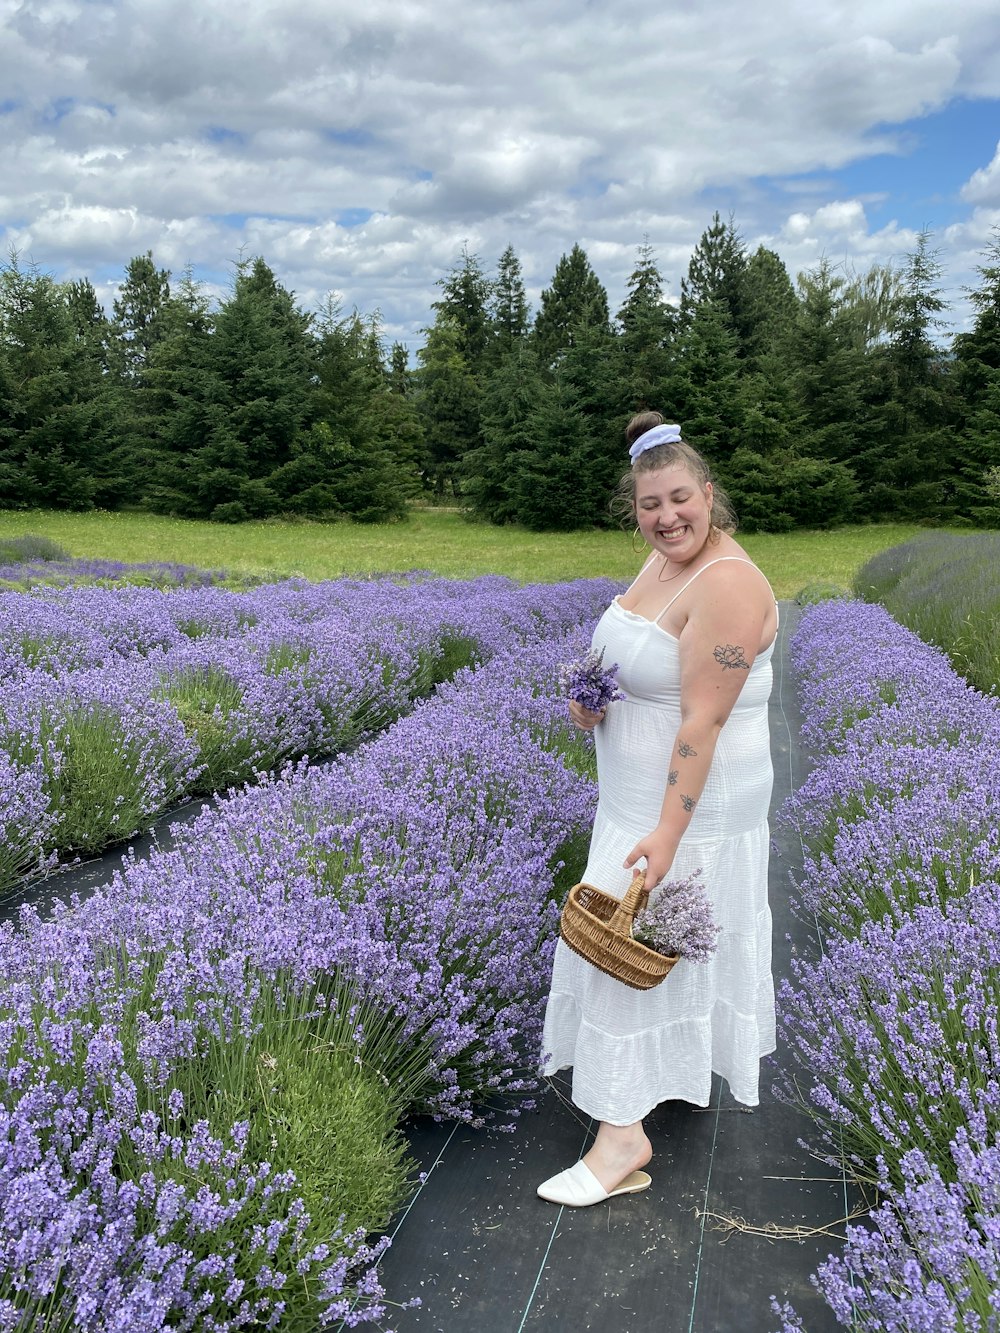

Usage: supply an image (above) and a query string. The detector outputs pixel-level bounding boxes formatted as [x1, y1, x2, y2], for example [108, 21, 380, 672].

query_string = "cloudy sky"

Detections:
[3, 0, 1000, 354]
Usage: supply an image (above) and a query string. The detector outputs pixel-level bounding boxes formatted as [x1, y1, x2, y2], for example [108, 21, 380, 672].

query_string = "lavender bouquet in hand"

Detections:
[559, 647, 625, 712]
[631, 870, 720, 962]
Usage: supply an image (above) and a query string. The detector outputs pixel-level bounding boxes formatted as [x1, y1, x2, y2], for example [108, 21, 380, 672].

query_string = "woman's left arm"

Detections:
[624, 569, 770, 887]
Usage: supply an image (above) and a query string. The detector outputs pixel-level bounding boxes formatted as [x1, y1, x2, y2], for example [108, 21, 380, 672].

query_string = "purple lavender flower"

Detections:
[558, 647, 625, 713]
[631, 871, 720, 962]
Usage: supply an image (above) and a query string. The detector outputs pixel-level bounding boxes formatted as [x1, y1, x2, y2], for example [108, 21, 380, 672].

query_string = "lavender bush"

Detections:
[0, 597, 606, 1326]
[854, 530, 1000, 695]
[0, 554, 235, 590]
[775, 597, 1000, 1331]
[0, 574, 618, 893]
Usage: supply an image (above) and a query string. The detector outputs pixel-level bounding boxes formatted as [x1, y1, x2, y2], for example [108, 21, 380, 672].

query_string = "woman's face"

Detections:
[634, 464, 714, 562]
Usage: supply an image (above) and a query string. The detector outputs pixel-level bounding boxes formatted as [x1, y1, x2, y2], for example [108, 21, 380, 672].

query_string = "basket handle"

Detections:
[608, 870, 648, 934]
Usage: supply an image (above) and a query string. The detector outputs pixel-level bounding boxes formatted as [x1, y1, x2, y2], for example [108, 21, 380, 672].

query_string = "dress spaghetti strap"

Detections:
[622, 552, 661, 596]
[653, 557, 772, 625]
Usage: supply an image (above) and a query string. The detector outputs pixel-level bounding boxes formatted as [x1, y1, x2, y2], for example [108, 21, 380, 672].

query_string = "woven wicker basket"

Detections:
[559, 871, 679, 990]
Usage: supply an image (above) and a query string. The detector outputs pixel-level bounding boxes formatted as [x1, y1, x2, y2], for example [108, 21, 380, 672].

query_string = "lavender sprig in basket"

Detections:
[559, 647, 625, 712]
[631, 869, 720, 962]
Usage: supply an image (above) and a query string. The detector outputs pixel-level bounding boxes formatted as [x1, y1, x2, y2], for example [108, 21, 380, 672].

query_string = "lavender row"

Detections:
[0, 575, 617, 891]
[774, 598, 1000, 1332]
[0, 556, 235, 591]
[0, 614, 598, 1329]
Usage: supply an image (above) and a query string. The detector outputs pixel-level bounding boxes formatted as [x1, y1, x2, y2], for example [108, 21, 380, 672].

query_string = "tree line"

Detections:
[1, 215, 999, 531]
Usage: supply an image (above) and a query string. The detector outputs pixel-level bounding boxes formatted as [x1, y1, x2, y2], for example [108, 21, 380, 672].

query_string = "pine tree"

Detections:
[951, 227, 1000, 522]
[789, 260, 868, 466]
[741, 246, 797, 368]
[111, 251, 172, 382]
[433, 246, 492, 372]
[488, 244, 530, 365]
[663, 298, 745, 465]
[139, 270, 219, 515]
[509, 381, 608, 531]
[533, 244, 610, 370]
[679, 213, 750, 350]
[464, 344, 551, 523]
[615, 240, 675, 413]
[388, 342, 412, 395]
[282, 304, 414, 522]
[414, 317, 480, 497]
[864, 231, 955, 520]
[150, 257, 316, 520]
[0, 253, 103, 509]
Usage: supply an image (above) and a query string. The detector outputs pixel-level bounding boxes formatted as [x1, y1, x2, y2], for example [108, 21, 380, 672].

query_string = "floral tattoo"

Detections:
[714, 644, 751, 671]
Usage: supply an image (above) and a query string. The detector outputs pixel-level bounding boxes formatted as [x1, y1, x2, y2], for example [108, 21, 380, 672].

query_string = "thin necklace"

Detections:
[655, 552, 696, 583]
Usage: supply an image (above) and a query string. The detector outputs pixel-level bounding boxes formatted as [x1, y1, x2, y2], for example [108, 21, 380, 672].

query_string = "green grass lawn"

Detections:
[0, 507, 933, 599]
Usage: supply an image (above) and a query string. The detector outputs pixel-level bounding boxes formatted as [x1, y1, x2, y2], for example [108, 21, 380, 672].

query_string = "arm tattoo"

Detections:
[678, 741, 698, 758]
[680, 794, 696, 813]
[668, 769, 678, 786]
[714, 643, 751, 671]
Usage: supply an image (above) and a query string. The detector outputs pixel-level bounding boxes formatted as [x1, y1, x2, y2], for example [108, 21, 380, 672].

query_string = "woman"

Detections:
[538, 413, 777, 1208]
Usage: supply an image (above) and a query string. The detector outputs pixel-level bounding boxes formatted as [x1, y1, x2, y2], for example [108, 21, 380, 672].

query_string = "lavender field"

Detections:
[0, 571, 618, 1328]
[3, 563, 999, 1329]
[0, 572, 616, 890]
[775, 598, 1000, 1331]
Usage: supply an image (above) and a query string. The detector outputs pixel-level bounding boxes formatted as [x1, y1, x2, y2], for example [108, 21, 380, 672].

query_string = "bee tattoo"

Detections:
[714, 644, 751, 671]
[668, 769, 678, 785]
[680, 794, 696, 812]
[678, 741, 698, 758]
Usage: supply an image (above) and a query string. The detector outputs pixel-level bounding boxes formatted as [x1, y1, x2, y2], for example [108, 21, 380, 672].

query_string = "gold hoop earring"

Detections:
[631, 525, 647, 554]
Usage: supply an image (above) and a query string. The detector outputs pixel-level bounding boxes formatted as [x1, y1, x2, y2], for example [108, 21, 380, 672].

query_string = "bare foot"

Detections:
[582, 1121, 652, 1194]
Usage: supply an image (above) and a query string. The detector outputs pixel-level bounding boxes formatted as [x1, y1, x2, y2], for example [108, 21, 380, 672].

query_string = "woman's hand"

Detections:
[568, 700, 605, 731]
[624, 828, 675, 889]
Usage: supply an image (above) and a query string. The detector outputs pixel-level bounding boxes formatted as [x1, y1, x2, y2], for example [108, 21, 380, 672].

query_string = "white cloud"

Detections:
[1, 0, 999, 345]
[962, 141, 1000, 203]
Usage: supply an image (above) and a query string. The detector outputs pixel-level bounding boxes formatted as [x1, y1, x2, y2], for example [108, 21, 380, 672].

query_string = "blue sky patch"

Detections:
[323, 127, 377, 149]
[335, 208, 374, 227]
[763, 98, 1000, 234]
[204, 126, 246, 147]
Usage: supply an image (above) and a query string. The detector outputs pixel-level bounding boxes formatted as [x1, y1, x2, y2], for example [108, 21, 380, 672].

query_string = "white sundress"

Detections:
[541, 558, 777, 1124]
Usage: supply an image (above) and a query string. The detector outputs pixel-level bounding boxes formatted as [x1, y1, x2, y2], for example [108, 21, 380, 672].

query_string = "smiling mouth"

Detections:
[658, 525, 687, 540]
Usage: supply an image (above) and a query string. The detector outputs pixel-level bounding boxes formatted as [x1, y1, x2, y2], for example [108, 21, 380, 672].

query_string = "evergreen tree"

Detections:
[533, 244, 610, 370]
[63, 277, 127, 507]
[789, 260, 868, 466]
[951, 227, 1000, 522]
[615, 240, 675, 413]
[138, 270, 216, 515]
[509, 381, 608, 531]
[488, 244, 531, 365]
[724, 445, 861, 532]
[414, 316, 480, 497]
[433, 246, 492, 372]
[679, 213, 751, 351]
[864, 231, 955, 520]
[150, 257, 316, 520]
[464, 344, 551, 523]
[388, 342, 412, 395]
[279, 304, 414, 522]
[741, 246, 797, 367]
[0, 253, 103, 509]
[111, 251, 172, 381]
[552, 319, 623, 510]
[663, 298, 745, 465]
